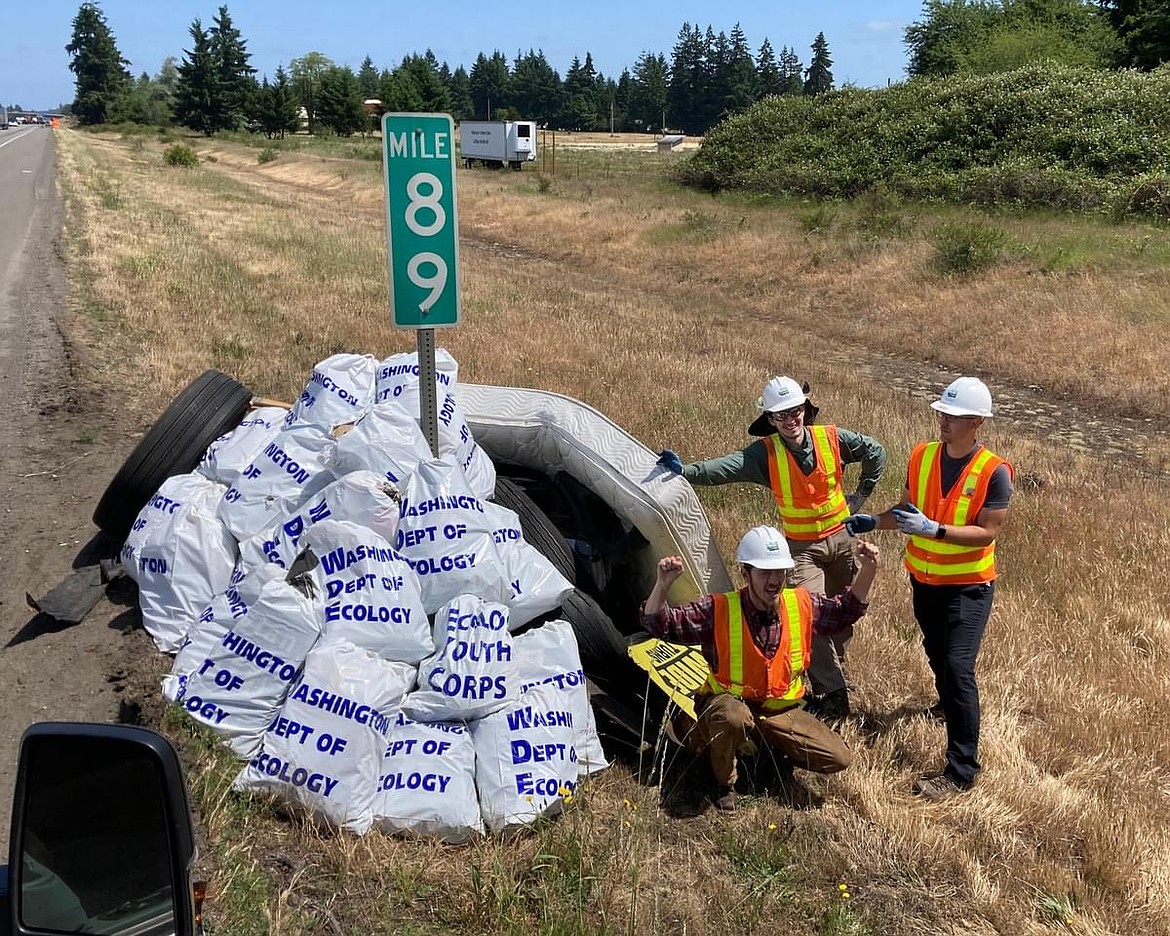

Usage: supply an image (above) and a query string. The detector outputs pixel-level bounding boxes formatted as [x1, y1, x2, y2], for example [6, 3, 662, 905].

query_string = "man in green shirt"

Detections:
[658, 376, 886, 719]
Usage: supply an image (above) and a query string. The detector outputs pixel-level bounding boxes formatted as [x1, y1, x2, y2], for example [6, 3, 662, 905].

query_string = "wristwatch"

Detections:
[934, 524, 947, 540]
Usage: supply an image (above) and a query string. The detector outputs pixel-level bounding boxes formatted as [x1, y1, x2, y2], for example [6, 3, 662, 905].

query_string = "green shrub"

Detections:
[796, 202, 837, 234]
[931, 219, 1009, 276]
[162, 143, 198, 168]
[257, 147, 277, 165]
[848, 187, 914, 240]
[676, 63, 1170, 218]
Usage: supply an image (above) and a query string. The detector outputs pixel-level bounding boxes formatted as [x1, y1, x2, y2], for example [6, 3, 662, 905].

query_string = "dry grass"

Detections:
[56, 127, 1170, 935]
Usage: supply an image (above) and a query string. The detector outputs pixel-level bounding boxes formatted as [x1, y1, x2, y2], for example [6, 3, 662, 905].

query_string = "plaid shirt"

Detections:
[639, 586, 867, 672]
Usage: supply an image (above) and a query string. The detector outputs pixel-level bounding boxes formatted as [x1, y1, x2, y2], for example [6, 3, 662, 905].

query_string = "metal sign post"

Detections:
[381, 112, 461, 456]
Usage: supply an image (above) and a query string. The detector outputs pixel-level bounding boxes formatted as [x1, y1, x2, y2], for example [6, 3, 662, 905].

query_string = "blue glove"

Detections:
[892, 503, 940, 538]
[657, 449, 683, 476]
[843, 514, 877, 536]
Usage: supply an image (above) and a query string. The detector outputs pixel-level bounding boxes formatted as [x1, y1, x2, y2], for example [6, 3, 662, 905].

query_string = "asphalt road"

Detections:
[0, 127, 146, 853]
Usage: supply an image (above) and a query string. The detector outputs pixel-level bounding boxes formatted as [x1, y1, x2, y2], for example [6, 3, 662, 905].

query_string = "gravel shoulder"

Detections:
[0, 130, 159, 853]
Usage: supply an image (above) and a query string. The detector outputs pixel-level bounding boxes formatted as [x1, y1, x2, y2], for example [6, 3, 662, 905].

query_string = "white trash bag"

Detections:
[471, 680, 579, 833]
[374, 349, 495, 501]
[171, 568, 322, 759]
[374, 713, 482, 843]
[218, 421, 336, 542]
[514, 620, 608, 778]
[402, 594, 520, 723]
[198, 406, 289, 488]
[234, 638, 416, 835]
[285, 353, 379, 430]
[329, 400, 433, 487]
[120, 472, 237, 654]
[395, 457, 511, 613]
[300, 519, 432, 663]
[481, 501, 573, 631]
[237, 470, 401, 571]
[375, 348, 459, 404]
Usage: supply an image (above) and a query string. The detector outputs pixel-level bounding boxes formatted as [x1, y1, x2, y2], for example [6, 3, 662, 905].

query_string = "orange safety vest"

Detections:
[763, 425, 850, 541]
[903, 441, 1013, 586]
[704, 589, 812, 711]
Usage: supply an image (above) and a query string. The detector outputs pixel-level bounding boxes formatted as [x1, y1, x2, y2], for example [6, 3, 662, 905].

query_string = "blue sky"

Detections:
[2, 1, 924, 111]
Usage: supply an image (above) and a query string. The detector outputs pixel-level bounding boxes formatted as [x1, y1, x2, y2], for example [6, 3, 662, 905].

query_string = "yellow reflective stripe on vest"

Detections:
[770, 427, 848, 533]
[707, 590, 807, 703]
[905, 548, 996, 578]
[913, 443, 939, 509]
[907, 443, 999, 583]
[952, 449, 994, 525]
[782, 588, 804, 701]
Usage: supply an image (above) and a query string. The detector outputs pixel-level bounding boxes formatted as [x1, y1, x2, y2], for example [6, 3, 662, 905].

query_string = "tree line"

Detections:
[65, 2, 835, 137]
[65, 2, 1169, 140]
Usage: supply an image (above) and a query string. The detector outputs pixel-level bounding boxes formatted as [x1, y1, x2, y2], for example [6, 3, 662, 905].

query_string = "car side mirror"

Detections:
[3, 723, 197, 936]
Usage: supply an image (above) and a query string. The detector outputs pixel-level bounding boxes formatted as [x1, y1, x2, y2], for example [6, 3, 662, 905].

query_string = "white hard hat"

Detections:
[931, 376, 993, 418]
[736, 525, 794, 570]
[758, 376, 806, 413]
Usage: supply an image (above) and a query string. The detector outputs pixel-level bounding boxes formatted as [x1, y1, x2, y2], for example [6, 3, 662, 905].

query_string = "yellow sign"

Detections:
[627, 638, 711, 720]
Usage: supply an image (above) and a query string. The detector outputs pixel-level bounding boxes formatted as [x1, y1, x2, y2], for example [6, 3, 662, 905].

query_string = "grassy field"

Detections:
[57, 126, 1170, 936]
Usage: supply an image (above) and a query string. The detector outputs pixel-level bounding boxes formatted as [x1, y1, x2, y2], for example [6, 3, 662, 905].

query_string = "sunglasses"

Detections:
[769, 406, 804, 423]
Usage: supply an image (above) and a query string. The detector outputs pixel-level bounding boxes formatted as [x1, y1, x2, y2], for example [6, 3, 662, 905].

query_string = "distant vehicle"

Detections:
[459, 120, 538, 170]
[0, 722, 201, 936]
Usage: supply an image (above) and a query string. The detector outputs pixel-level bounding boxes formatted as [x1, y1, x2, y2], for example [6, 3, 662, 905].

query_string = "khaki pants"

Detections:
[680, 693, 853, 787]
[789, 527, 856, 696]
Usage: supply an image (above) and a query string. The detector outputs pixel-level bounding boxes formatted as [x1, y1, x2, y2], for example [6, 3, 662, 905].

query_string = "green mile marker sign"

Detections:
[381, 112, 461, 328]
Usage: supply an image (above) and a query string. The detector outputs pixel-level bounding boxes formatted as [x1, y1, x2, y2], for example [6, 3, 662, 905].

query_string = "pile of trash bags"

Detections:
[119, 350, 607, 841]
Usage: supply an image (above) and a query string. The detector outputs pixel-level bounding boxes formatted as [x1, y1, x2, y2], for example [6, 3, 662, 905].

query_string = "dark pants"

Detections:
[911, 578, 995, 787]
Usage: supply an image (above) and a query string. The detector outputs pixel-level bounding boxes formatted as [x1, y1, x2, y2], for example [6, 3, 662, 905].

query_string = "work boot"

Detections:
[807, 688, 850, 722]
[712, 784, 737, 812]
[924, 700, 945, 721]
[911, 774, 966, 802]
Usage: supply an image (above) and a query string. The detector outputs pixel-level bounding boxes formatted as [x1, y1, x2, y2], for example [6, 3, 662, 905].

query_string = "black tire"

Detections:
[93, 370, 252, 541]
[493, 476, 576, 586]
[558, 587, 633, 695]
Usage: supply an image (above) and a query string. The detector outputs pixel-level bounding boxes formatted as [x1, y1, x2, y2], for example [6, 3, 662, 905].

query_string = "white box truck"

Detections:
[459, 120, 537, 170]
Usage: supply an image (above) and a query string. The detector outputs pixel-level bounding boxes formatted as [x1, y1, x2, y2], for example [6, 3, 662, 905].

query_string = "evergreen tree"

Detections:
[397, 53, 452, 112]
[669, 22, 709, 134]
[778, 45, 804, 95]
[468, 51, 510, 118]
[803, 32, 834, 95]
[756, 38, 782, 97]
[315, 65, 364, 135]
[174, 19, 220, 134]
[357, 55, 380, 99]
[726, 23, 758, 112]
[447, 66, 474, 120]
[1108, 0, 1170, 68]
[560, 52, 601, 130]
[65, 2, 131, 125]
[254, 66, 299, 138]
[707, 30, 733, 121]
[209, 6, 256, 131]
[613, 70, 633, 131]
[629, 50, 669, 131]
[379, 67, 424, 113]
[511, 49, 562, 125]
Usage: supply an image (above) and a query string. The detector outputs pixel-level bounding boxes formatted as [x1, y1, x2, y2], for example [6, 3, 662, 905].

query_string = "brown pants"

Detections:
[789, 527, 856, 696]
[681, 693, 853, 787]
